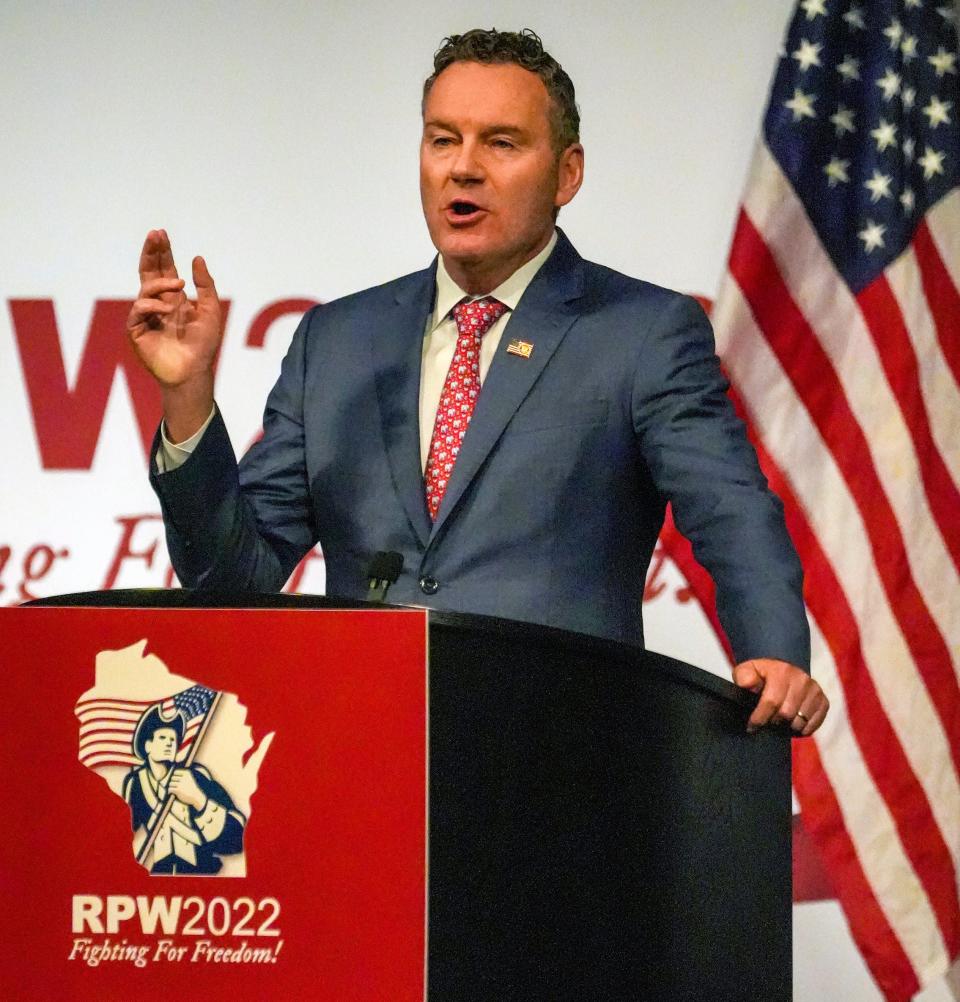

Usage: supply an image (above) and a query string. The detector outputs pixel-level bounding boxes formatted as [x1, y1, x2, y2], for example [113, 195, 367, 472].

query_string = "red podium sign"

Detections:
[0, 606, 428, 1001]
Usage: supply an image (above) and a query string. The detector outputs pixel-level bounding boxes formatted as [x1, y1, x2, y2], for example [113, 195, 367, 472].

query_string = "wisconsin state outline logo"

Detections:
[74, 640, 274, 876]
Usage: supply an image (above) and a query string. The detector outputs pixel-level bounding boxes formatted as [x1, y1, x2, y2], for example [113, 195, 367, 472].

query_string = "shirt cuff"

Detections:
[155, 407, 217, 473]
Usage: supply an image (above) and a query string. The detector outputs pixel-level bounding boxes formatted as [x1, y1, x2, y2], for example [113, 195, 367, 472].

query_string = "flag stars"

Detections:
[902, 86, 917, 111]
[928, 46, 958, 78]
[904, 0, 922, 7]
[900, 35, 920, 63]
[883, 17, 904, 51]
[903, 136, 917, 162]
[836, 55, 861, 82]
[864, 169, 894, 202]
[785, 87, 818, 121]
[918, 145, 946, 179]
[922, 95, 953, 129]
[858, 219, 887, 253]
[800, 0, 828, 19]
[876, 68, 902, 102]
[843, 5, 866, 30]
[899, 187, 916, 214]
[793, 38, 824, 71]
[824, 156, 851, 186]
[830, 104, 857, 135]
[936, 6, 956, 24]
[870, 119, 899, 152]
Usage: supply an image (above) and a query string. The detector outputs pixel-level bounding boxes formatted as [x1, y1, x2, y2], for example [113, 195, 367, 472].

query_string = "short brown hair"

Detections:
[423, 28, 580, 154]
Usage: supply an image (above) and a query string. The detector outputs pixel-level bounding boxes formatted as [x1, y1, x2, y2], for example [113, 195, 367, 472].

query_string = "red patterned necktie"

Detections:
[424, 297, 508, 520]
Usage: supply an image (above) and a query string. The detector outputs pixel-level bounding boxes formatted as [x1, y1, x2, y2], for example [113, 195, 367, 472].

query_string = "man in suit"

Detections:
[128, 29, 828, 735]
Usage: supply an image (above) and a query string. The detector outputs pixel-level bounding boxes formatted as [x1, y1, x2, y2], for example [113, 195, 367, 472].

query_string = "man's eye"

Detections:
[492, 139, 515, 149]
[432, 136, 454, 147]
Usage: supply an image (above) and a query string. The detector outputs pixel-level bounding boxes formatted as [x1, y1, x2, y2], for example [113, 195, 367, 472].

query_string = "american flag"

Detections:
[661, 1, 959, 998]
[75, 684, 218, 770]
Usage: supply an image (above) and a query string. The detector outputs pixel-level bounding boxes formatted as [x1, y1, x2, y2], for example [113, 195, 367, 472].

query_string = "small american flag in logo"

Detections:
[75, 684, 218, 770]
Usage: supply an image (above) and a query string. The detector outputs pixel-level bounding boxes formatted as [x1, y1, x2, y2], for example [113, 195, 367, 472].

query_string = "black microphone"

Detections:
[366, 551, 404, 603]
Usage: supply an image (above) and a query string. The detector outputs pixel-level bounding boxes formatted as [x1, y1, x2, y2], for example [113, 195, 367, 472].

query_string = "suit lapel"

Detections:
[429, 232, 586, 542]
[373, 263, 437, 548]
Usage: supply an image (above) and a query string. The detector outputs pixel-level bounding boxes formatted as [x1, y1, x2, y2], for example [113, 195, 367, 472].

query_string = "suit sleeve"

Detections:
[149, 308, 318, 590]
[631, 294, 811, 670]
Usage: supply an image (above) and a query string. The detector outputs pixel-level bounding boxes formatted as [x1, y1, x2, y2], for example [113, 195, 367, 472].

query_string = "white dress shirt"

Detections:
[158, 231, 557, 473]
[417, 231, 556, 469]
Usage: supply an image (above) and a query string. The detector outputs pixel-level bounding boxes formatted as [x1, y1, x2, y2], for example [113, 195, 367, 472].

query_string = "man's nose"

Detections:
[449, 140, 484, 183]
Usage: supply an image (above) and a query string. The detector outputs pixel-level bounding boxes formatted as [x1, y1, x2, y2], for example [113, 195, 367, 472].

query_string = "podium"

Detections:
[2, 591, 791, 1001]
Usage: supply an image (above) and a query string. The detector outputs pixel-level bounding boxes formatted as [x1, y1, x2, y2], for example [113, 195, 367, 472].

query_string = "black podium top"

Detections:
[28, 587, 753, 709]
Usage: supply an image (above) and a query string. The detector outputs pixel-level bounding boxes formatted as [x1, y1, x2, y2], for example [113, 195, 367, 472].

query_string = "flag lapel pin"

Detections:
[507, 339, 534, 359]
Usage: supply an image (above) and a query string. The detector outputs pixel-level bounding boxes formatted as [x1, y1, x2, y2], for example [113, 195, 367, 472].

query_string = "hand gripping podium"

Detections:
[2, 591, 791, 1002]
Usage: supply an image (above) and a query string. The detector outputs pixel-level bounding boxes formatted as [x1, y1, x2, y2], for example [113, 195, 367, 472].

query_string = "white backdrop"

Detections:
[1, 2, 950, 998]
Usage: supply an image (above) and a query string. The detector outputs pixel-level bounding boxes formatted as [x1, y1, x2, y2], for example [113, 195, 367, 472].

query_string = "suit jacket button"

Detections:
[419, 576, 439, 595]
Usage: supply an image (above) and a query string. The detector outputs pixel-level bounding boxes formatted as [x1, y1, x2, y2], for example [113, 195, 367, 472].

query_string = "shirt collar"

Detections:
[429, 230, 558, 333]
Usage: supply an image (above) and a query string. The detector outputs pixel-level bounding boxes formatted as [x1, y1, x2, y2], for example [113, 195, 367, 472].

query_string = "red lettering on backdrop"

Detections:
[101, 514, 164, 590]
[245, 299, 319, 348]
[18, 544, 68, 602]
[8, 299, 230, 469]
[0, 542, 71, 604]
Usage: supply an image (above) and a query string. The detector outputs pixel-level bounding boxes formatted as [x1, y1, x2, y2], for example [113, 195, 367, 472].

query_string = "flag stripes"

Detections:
[749, 395, 960, 966]
[720, 264, 960, 861]
[738, 154, 960, 664]
[717, 271, 960, 952]
[886, 244, 960, 493]
[792, 738, 921, 1001]
[728, 210, 960, 768]
[709, 181, 959, 994]
[738, 156, 960, 642]
[912, 218, 960, 387]
[858, 275, 960, 570]
[921, 188, 960, 298]
[75, 694, 204, 769]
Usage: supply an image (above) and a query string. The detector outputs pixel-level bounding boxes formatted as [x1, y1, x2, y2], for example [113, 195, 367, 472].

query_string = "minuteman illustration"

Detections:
[74, 642, 273, 877]
[122, 687, 246, 875]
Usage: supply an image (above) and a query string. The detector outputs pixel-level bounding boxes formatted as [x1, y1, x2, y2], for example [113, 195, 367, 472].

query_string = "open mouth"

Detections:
[447, 200, 484, 220]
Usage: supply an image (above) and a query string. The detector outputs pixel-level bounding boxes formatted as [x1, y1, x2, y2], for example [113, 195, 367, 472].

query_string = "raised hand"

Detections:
[128, 229, 222, 442]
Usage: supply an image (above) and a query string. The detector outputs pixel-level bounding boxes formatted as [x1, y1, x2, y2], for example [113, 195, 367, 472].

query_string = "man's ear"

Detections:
[555, 144, 584, 209]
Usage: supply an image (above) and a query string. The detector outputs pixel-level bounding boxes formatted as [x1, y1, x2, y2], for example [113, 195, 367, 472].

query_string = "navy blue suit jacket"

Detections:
[151, 231, 809, 667]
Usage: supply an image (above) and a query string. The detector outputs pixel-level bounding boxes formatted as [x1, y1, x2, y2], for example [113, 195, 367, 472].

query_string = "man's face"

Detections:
[420, 60, 583, 294]
[144, 727, 179, 765]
